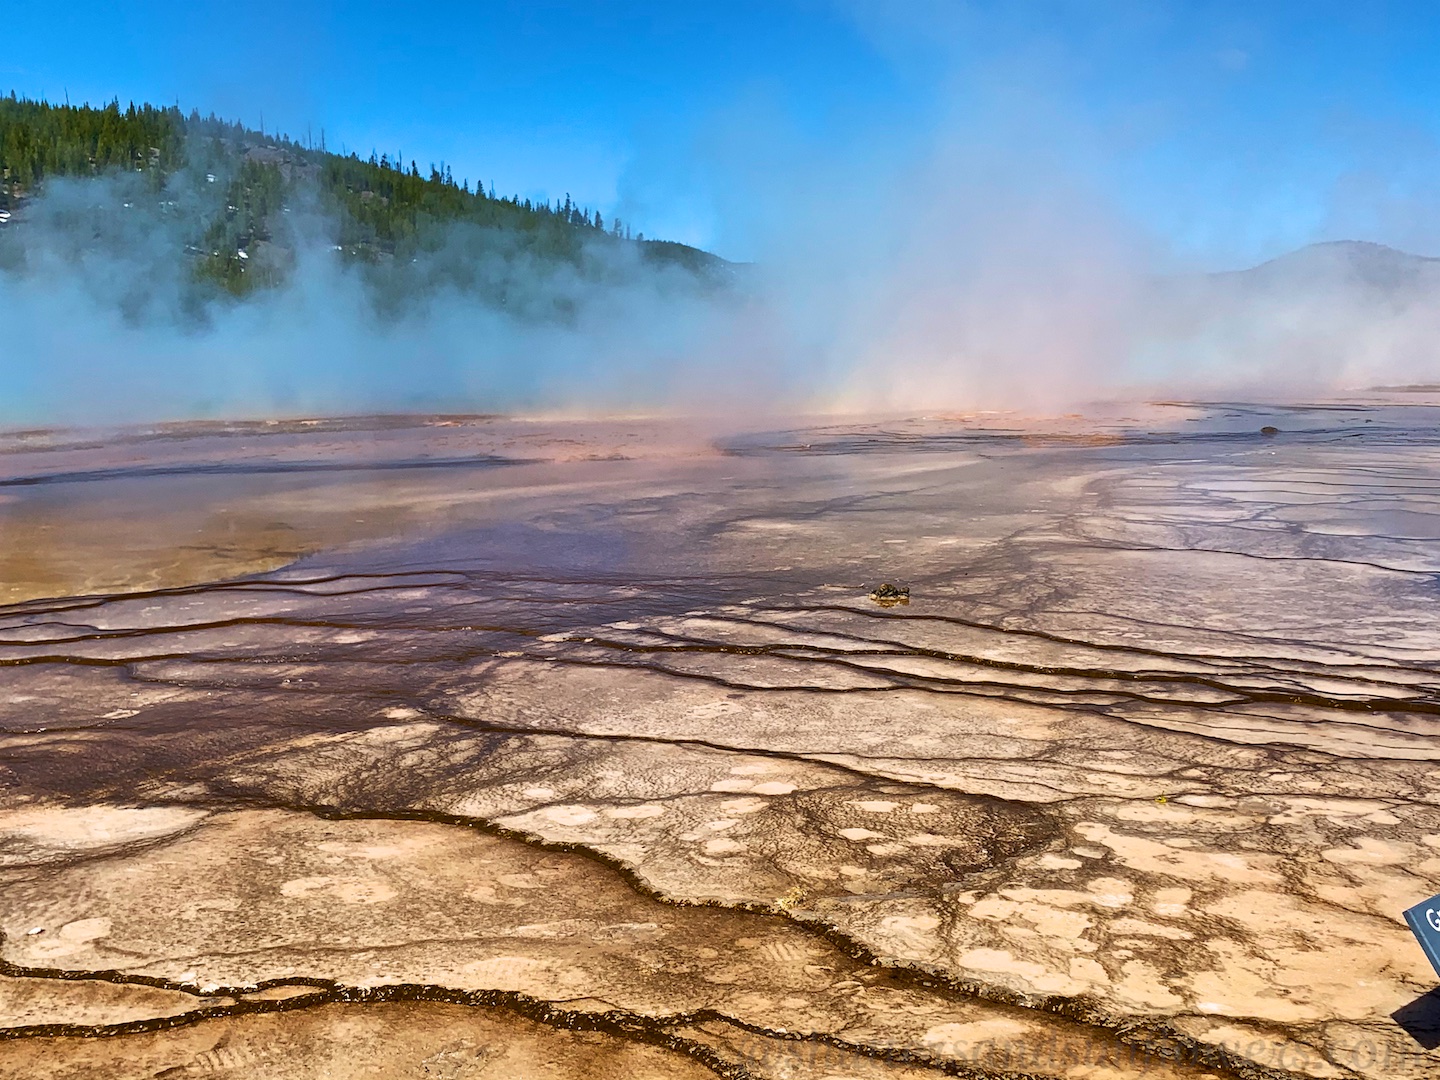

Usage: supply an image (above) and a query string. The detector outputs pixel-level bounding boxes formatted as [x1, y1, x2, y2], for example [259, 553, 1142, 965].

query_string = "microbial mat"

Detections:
[2, 399, 1439, 1078]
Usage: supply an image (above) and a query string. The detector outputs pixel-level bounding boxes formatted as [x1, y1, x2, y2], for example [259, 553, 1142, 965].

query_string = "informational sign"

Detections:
[1403, 895, 1440, 979]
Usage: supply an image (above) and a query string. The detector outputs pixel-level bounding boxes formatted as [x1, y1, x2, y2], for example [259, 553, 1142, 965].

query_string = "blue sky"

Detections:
[5, 1, 1440, 266]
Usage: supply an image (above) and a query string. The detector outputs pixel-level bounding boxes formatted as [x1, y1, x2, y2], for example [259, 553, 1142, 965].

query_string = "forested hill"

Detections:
[0, 94, 725, 300]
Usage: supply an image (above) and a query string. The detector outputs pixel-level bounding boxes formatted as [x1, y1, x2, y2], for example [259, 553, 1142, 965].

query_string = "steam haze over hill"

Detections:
[0, 98, 760, 424]
[5, 113, 1437, 428]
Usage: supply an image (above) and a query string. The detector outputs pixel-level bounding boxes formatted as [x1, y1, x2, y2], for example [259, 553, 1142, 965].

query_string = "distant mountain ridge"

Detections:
[1222, 240, 1440, 294]
[1138, 239, 1440, 384]
[1150, 240, 1440, 315]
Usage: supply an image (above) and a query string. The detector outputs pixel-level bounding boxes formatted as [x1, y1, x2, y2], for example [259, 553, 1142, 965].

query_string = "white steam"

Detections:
[0, 172, 779, 426]
[698, 84, 1440, 412]
[5, 70, 1440, 425]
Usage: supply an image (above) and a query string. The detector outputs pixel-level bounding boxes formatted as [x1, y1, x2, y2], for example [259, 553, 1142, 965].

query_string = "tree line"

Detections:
[0, 95, 184, 193]
[0, 92, 722, 298]
[0, 93, 639, 243]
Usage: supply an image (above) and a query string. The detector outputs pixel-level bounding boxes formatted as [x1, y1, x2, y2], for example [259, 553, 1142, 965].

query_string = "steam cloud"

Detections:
[707, 85, 1440, 413]
[0, 168, 782, 426]
[4, 71, 1440, 425]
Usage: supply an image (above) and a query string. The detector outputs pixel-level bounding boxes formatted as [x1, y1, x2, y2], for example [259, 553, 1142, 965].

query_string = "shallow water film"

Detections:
[2, 398, 1440, 1079]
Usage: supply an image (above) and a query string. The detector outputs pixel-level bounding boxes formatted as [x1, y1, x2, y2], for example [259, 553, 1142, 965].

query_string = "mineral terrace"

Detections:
[1, 400, 1439, 1079]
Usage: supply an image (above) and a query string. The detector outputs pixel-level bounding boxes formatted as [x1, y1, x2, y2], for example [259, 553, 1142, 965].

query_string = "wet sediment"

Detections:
[2, 404, 1439, 1078]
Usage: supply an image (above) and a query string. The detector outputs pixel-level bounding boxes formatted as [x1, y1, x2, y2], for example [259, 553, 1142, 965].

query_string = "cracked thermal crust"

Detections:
[2, 405, 1440, 1078]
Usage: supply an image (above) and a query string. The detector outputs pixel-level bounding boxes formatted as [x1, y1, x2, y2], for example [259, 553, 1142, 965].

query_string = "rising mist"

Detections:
[3, 97, 1440, 426]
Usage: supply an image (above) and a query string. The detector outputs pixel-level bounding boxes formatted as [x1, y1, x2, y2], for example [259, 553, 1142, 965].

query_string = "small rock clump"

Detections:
[868, 583, 910, 607]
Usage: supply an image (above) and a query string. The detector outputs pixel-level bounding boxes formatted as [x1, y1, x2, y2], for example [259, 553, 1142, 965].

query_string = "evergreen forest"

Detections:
[0, 94, 726, 306]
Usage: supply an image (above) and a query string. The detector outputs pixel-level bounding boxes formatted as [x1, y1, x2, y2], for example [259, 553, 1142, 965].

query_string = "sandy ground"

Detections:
[1, 398, 1439, 1079]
